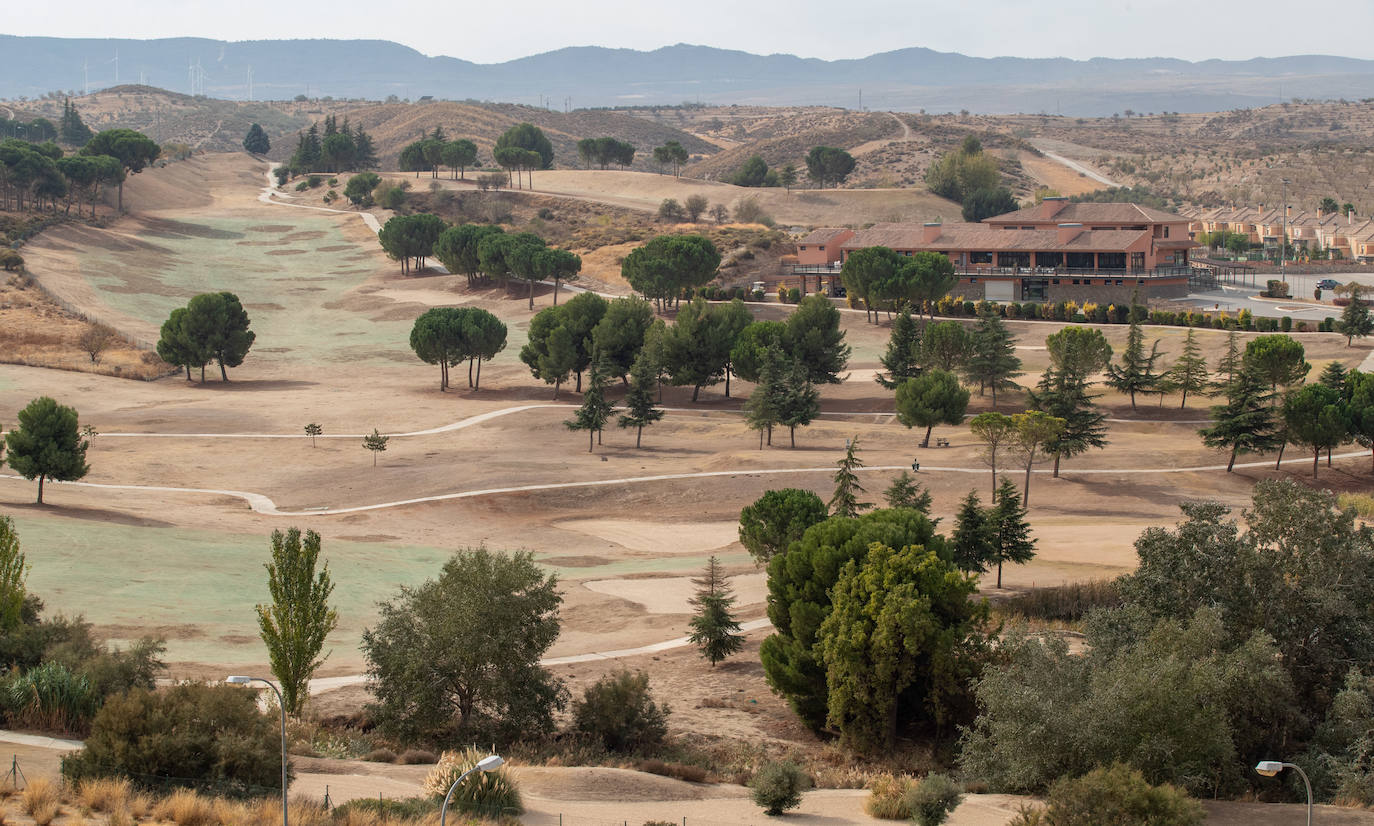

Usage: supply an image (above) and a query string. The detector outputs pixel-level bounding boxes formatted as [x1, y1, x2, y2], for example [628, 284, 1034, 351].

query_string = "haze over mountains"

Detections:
[4, 35, 1374, 116]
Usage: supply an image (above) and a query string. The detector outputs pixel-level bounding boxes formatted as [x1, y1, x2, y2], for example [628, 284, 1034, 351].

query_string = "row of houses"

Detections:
[795, 198, 1196, 304]
[1180, 204, 1374, 262]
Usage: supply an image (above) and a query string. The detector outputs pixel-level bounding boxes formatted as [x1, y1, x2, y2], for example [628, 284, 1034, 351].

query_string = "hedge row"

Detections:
[926, 296, 1335, 333]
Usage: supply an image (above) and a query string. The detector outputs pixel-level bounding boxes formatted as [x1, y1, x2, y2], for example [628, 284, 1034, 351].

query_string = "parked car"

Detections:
[1317, 278, 1339, 290]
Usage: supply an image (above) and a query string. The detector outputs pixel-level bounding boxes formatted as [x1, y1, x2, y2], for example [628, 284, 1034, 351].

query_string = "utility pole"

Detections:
[247, 66, 253, 102]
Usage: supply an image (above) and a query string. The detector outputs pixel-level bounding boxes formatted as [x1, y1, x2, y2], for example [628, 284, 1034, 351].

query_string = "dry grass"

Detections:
[1339, 492, 1374, 518]
[21, 778, 59, 818]
[77, 778, 132, 813]
[153, 789, 216, 826]
[865, 773, 914, 819]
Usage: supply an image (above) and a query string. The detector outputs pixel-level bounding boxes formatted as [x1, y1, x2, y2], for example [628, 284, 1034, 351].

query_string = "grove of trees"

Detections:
[155, 292, 256, 382]
[409, 307, 508, 390]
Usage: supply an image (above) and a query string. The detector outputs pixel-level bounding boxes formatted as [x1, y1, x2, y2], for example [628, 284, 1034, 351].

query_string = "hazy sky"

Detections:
[5, 0, 1373, 63]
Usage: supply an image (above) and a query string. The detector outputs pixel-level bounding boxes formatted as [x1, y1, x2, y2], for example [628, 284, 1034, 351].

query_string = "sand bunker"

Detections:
[555, 518, 740, 554]
[583, 572, 766, 614]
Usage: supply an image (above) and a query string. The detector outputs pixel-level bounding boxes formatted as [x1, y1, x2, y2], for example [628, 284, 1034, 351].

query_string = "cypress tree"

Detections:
[565, 360, 613, 452]
[687, 556, 744, 667]
[778, 359, 821, 448]
[950, 490, 993, 575]
[875, 310, 922, 389]
[617, 356, 664, 448]
[1161, 328, 1210, 408]
[884, 471, 933, 515]
[1105, 318, 1163, 409]
[989, 478, 1036, 588]
[962, 306, 1022, 408]
[829, 436, 871, 517]
[1319, 360, 1348, 392]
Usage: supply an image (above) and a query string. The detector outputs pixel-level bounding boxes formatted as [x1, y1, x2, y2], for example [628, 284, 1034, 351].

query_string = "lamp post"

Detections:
[1255, 760, 1312, 826]
[226, 676, 289, 826]
[440, 755, 503, 826]
[1280, 178, 1291, 268]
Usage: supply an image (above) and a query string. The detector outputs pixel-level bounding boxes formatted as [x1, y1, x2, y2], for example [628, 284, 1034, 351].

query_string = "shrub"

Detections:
[397, 748, 437, 765]
[864, 774, 912, 819]
[61, 682, 285, 796]
[294, 181, 309, 192]
[658, 199, 685, 221]
[750, 761, 810, 815]
[733, 196, 772, 226]
[322, 190, 338, 204]
[326, 177, 339, 187]
[1281, 315, 1293, 332]
[904, 774, 963, 826]
[421, 746, 523, 817]
[777, 285, 789, 303]
[333, 797, 437, 821]
[537, 207, 554, 220]
[78, 777, 132, 812]
[364, 748, 397, 763]
[1264, 280, 1290, 298]
[572, 670, 669, 753]
[0, 249, 23, 272]
[1023, 764, 1203, 825]
[638, 759, 707, 783]
[1, 660, 99, 733]
[962, 300, 977, 316]
[997, 580, 1120, 622]
[306, 175, 323, 189]
[788, 287, 802, 303]
[752, 289, 765, 301]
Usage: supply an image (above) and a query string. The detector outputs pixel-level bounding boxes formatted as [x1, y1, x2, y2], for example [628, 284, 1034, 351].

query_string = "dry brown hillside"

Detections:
[314, 100, 716, 171]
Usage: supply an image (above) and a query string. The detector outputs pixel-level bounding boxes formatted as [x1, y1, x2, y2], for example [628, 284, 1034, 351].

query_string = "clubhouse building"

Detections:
[796, 198, 1198, 303]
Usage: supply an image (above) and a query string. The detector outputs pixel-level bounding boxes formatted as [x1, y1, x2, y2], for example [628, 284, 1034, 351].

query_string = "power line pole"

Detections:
[1280, 177, 1290, 269]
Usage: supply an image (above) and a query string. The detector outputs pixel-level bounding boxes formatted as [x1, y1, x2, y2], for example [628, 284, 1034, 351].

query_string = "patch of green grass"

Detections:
[10, 513, 453, 666]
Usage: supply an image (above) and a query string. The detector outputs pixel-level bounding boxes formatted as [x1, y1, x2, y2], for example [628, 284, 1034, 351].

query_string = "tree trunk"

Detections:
[989, 449, 997, 495]
[1023, 458, 1034, 506]
[921, 425, 932, 448]
[790, 425, 796, 448]
[758, 428, 764, 449]
[692, 384, 701, 402]
[1275, 442, 1286, 470]
[117, 180, 123, 212]
[997, 561, 1003, 589]
[529, 278, 535, 310]
[725, 367, 731, 398]
[597, 428, 602, 446]
[200, 364, 206, 383]
[36, 474, 44, 505]
[636, 425, 643, 449]
[991, 384, 997, 409]
[373, 450, 377, 467]
[1327, 447, 1332, 467]
[184, 365, 191, 381]
[1227, 446, 1237, 472]
[1314, 448, 1320, 479]
[1129, 390, 1136, 409]
[475, 358, 482, 389]
[553, 379, 561, 400]
[1180, 389, 1188, 409]
[588, 429, 594, 453]
[1052, 451, 1062, 478]
[220, 360, 228, 381]
[576, 371, 583, 393]
[553, 277, 560, 306]
[468, 358, 474, 388]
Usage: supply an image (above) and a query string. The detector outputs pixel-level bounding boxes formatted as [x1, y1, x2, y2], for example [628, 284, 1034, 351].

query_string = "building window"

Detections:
[1164, 226, 1170, 238]
[1052, 279, 1060, 285]
[1092, 226, 1114, 231]
[970, 277, 978, 283]
[1137, 279, 1145, 285]
[1115, 279, 1123, 286]
[1072, 279, 1080, 285]
[799, 246, 807, 251]
[970, 251, 992, 264]
[818, 245, 825, 251]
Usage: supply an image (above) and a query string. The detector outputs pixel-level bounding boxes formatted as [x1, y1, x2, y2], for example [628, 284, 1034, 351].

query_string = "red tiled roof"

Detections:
[842, 222, 1151, 252]
[798, 227, 852, 244]
[985, 202, 1186, 225]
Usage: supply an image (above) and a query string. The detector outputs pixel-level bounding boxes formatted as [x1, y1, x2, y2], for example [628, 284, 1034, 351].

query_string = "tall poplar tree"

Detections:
[256, 527, 338, 715]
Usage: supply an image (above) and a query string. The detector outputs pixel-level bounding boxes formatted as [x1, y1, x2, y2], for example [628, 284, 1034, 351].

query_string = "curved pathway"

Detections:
[1031, 144, 1119, 187]
[258, 165, 381, 232]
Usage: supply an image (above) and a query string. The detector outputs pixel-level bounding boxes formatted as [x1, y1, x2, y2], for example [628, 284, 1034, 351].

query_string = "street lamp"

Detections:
[1255, 760, 1312, 826]
[440, 755, 504, 826]
[1280, 178, 1291, 268]
[226, 676, 289, 826]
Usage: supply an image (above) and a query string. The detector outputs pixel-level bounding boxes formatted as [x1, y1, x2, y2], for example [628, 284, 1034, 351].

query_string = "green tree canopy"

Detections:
[738, 488, 829, 566]
[876, 311, 922, 389]
[896, 370, 970, 448]
[495, 123, 554, 169]
[962, 307, 1021, 407]
[361, 548, 565, 744]
[80, 128, 159, 210]
[256, 527, 337, 716]
[761, 508, 948, 729]
[242, 123, 270, 154]
[180, 292, 256, 382]
[920, 321, 970, 372]
[1243, 334, 1308, 392]
[1283, 382, 1348, 479]
[960, 187, 1018, 222]
[592, 297, 656, 381]
[5, 396, 90, 504]
[820, 542, 985, 752]
[805, 146, 857, 188]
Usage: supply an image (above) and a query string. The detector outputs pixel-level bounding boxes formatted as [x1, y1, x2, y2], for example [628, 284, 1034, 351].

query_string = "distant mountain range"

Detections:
[4, 35, 1374, 116]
